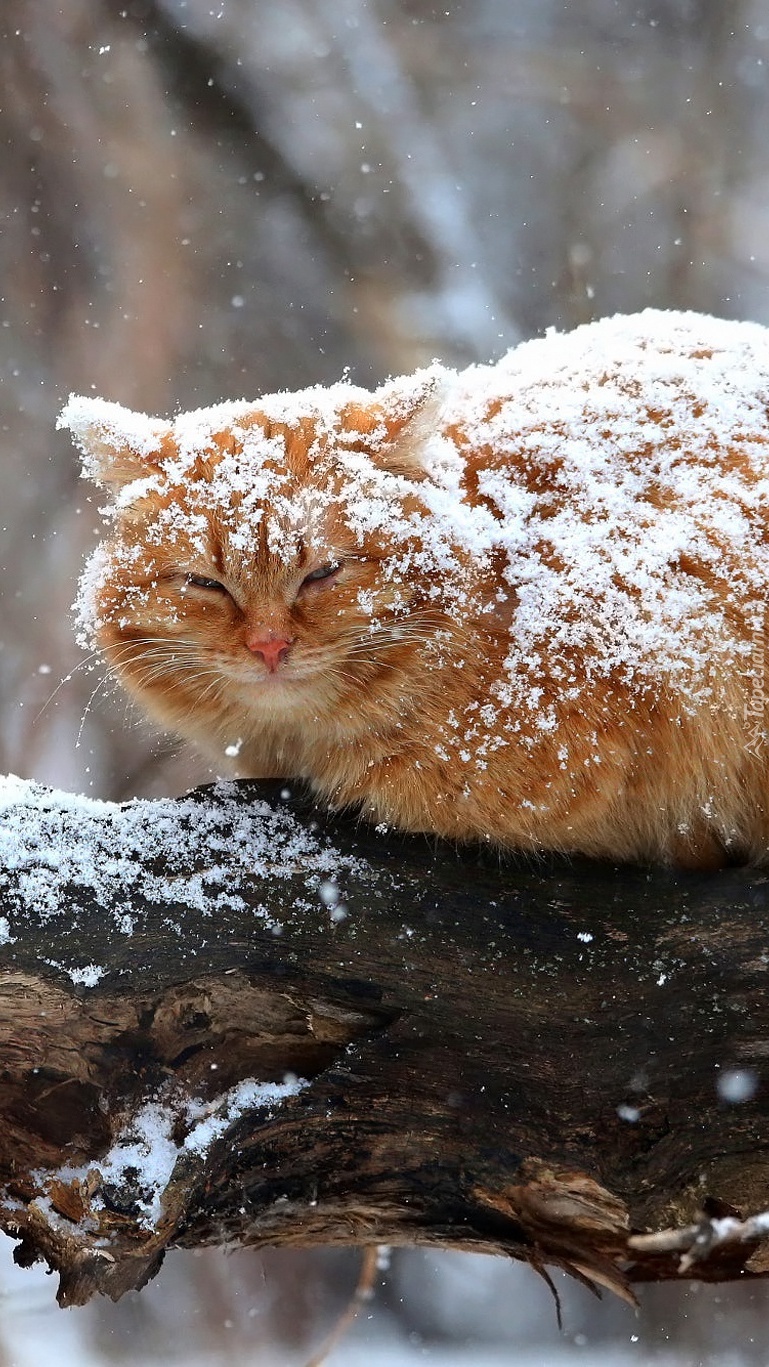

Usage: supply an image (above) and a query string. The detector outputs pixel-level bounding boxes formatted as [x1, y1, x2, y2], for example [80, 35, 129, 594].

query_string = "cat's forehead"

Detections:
[133, 422, 393, 565]
[158, 389, 382, 505]
[137, 454, 336, 557]
[79, 372, 448, 567]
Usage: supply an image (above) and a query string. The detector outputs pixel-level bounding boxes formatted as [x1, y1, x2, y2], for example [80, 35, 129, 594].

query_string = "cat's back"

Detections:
[443, 308, 769, 488]
[437, 309, 769, 577]
[423, 310, 769, 727]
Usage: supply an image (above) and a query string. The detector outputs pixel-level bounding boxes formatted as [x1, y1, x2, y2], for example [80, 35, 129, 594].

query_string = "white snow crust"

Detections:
[0, 773, 371, 933]
[40, 1076, 308, 1230]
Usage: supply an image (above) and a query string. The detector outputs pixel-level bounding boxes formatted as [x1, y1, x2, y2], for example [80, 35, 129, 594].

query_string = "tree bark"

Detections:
[1, 778, 768, 1307]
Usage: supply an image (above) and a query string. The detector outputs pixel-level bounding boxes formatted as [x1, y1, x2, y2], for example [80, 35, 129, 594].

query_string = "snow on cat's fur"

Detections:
[59, 310, 769, 866]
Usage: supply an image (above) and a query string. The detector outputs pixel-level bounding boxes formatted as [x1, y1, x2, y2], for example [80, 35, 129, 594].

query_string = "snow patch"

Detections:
[0, 774, 372, 933]
[50, 1076, 309, 1230]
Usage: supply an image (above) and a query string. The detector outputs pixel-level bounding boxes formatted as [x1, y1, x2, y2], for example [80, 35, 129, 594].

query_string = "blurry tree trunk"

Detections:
[1, 780, 769, 1307]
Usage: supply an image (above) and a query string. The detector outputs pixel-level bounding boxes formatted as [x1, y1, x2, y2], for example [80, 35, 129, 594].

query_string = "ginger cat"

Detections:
[59, 310, 769, 867]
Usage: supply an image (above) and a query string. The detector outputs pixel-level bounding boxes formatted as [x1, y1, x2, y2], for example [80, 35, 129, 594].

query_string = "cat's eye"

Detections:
[300, 561, 342, 590]
[184, 573, 227, 593]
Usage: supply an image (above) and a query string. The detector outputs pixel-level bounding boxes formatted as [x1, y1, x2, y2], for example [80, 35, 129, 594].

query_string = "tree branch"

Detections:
[1, 778, 769, 1306]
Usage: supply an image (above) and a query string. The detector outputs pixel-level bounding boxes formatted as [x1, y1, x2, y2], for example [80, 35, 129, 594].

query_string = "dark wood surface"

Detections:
[1, 780, 768, 1305]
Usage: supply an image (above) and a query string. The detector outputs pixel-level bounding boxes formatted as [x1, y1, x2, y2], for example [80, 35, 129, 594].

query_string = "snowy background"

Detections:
[2, 0, 769, 1361]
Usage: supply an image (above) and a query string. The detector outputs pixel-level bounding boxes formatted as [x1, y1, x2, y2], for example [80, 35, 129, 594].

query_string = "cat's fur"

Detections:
[60, 310, 769, 867]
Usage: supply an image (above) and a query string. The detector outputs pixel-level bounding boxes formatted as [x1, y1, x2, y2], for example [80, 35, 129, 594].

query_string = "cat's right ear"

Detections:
[57, 395, 176, 487]
[356, 366, 449, 480]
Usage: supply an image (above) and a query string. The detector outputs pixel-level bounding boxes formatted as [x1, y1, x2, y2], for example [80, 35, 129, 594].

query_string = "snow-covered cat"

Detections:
[59, 310, 769, 866]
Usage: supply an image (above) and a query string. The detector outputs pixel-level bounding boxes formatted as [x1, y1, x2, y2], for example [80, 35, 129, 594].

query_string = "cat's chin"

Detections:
[230, 671, 302, 695]
[225, 666, 320, 709]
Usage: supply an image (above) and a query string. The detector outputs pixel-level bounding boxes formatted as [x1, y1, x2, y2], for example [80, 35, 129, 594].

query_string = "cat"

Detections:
[59, 309, 769, 868]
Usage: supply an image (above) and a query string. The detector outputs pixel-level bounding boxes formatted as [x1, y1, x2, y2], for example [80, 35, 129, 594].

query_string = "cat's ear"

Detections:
[57, 395, 176, 487]
[342, 366, 448, 479]
[372, 366, 448, 477]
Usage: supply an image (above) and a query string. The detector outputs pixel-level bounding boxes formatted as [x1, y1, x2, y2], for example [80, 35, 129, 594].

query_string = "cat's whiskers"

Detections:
[75, 669, 121, 748]
[105, 638, 232, 716]
[113, 637, 218, 671]
[133, 659, 226, 697]
[36, 637, 192, 729]
[33, 645, 124, 724]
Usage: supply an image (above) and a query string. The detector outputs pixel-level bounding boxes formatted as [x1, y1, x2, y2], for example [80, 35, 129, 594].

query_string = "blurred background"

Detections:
[2, 0, 769, 1361]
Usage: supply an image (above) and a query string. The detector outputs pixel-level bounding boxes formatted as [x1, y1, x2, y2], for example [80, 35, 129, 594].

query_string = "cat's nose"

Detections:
[245, 632, 294, 672]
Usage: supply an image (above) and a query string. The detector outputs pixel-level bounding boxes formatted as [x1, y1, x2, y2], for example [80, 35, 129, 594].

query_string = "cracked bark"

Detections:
[1, 779, 769, 1307]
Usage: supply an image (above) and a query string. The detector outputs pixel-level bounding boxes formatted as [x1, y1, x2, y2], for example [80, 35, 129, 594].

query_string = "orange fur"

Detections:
[60, 311, 769, 866]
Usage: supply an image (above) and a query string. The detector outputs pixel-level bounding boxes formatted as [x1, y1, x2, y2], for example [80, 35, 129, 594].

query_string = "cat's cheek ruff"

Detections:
[74, 542, 136, 653]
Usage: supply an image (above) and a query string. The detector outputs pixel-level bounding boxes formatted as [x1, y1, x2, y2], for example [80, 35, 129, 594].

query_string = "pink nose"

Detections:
[245, 632, 293, 672]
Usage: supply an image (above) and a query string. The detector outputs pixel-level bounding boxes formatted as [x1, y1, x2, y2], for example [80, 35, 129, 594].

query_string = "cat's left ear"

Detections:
[368, 366, 449, 478]
[57, 395, 176, 487]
